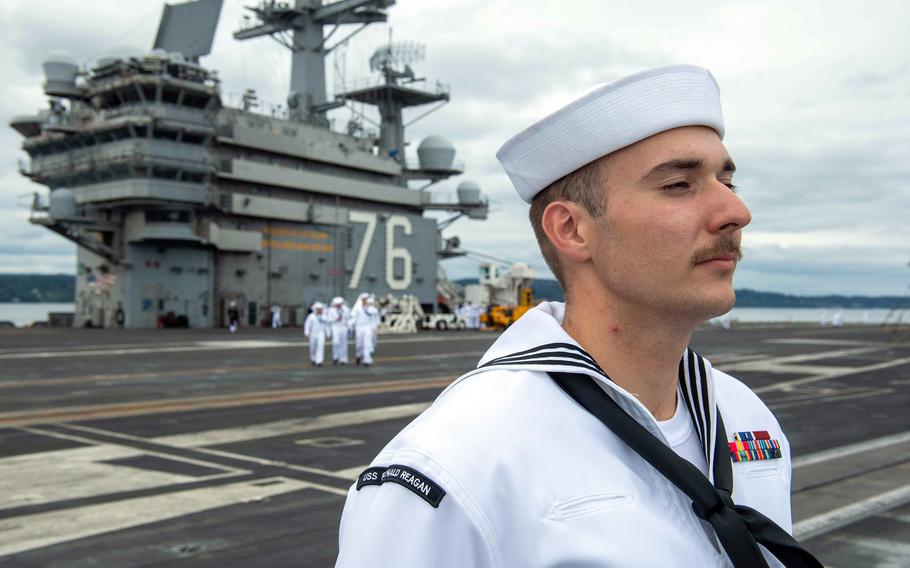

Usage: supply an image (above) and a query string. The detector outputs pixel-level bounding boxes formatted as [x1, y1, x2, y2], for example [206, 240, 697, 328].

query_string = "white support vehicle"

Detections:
[422, 313, 467, 331]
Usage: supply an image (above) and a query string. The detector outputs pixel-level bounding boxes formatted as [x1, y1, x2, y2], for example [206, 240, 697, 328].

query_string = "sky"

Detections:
[1, 0, 908, 296]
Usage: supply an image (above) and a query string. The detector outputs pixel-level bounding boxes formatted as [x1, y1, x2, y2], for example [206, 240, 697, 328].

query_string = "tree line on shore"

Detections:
[0, 274, 906, 309]
[455, 279, 909, 309]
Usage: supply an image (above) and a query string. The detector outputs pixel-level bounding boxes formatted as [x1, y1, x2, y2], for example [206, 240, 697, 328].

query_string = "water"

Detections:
[711, 307, 910, 326]
[0, 303, 75, 327]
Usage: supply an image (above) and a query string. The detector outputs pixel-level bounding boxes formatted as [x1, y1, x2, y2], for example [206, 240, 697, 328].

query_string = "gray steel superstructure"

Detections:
[10, 0, 487, 328]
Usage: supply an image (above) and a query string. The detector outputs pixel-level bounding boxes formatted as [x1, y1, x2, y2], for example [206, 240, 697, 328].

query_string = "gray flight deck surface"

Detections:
[1, 324, 909, 567]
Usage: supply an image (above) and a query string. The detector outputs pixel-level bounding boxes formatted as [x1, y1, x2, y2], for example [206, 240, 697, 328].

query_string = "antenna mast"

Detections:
[234, 0, 395, 125]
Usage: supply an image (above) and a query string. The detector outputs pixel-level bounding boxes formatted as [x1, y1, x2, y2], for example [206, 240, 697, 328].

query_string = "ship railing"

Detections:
[403, 158, 465, 173]
[335, 76, 451, 97]
[27, 151, 217, 181]
[101, 102, 212, 125]
[222, 92, 352, 133]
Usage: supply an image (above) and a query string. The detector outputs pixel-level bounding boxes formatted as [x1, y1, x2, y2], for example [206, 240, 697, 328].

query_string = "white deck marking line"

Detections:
[0, 343, 288, 360]
[754, 356, 910, 393]
[17, 425, 248, 476]
[154, 402, 430, 448]
[829, 535, 910, 564]
[765, 338, 886, 347]
[0, 333, 493, 360]
[61, 423, 361, 481]
[0, 443, 237, 513]
[333, 465, 370, 481]
[794, 484, 910, 540]
[793, 430, 910, 469]
[0, 476, 315, 558]
[770, 388, 894, 410]
[722, 346, 885, 371]
[0, 375, 452, 426]
[703, 354, 769, 365]
[0, 352, 479, 389]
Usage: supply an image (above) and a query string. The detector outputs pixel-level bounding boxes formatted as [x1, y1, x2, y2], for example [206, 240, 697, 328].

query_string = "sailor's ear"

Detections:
[540, 201, 594, 264]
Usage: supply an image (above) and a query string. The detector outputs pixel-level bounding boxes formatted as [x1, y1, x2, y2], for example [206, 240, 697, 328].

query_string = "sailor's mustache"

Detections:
[691, 238, 743, 266]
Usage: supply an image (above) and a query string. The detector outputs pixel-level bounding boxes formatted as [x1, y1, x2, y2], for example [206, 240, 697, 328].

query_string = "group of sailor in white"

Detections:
[455, 302, 484, 329]
[303, 293, 382, 367]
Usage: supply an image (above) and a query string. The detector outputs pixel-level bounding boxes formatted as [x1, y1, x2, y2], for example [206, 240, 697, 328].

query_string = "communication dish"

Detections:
[153, 0, 224, 61]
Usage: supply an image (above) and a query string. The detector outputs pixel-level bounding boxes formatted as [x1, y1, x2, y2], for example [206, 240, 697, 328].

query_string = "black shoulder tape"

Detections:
[356, 466, 385, 489]
[355, 464, 446, 508]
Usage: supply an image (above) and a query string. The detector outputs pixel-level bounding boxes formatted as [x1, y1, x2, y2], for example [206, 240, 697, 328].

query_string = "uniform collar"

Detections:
[464, 301, 719, 479]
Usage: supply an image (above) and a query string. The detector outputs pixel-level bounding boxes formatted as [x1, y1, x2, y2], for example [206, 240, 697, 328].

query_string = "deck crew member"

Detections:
[303, 302, 329, 366]
[464, 301, 480, 329]
[270, 304, 282, 329]
[351, 293, 369, 362]
[227, 301, 239, 333]
[350, 296, 380, 366]
[327, 297, 350, 365]
[336, 65, 821, 567]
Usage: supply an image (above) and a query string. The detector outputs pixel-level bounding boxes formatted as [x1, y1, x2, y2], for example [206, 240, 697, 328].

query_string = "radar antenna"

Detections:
[336, 39, 448, 165]
[369, 41, 424, 81]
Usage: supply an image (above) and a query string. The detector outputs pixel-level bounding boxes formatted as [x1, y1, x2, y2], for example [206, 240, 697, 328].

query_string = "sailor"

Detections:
[464, 301, 478, 329]
[303, 302, 329, 366]
[336, 65, 821, 567]
[350, 296, 381, 366]
[453, 302, 466, 328]
[227, 301, 240, 333]
[270, 303, 282, 329]
[327, 297, 350, 365]
[832, 308, 844, 327]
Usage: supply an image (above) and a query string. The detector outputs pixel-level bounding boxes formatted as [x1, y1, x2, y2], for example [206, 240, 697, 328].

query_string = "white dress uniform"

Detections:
[270, 304, 282, 329]
[350, 303, 381, 365]
[303, 308, 329, 366]
[336, 302, 792, 567]
[327, 299, 350, 364]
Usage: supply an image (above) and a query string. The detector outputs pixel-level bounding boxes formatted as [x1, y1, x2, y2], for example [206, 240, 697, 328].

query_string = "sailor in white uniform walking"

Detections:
[270, 304, 282, 329]
[327, 297, 350, 365]
[350, 296, 380, 366]
[336, 65, 822, 568]
[303, 302, 329, 366]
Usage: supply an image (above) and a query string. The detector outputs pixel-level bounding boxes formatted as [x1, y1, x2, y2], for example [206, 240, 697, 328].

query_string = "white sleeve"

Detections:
[335, 477, 496, 567]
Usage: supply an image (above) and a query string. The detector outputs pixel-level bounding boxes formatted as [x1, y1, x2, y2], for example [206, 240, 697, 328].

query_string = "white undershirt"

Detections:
[656, 394, 709, 477]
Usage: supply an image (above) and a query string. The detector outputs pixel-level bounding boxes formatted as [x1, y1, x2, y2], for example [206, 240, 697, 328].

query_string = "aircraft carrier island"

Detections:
[10, 0, 488, 329]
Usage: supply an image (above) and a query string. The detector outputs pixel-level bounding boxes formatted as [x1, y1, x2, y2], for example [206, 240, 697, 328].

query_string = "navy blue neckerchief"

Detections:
[549, 371, 823, 568]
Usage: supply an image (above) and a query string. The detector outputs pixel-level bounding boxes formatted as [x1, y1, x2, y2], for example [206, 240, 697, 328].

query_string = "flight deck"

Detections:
[1, 324, 909, 567]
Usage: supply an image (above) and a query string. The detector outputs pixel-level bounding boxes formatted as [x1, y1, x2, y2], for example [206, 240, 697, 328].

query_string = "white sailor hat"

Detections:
[496, 64, 725, 203]
[331, 296, 344, 305]
[312, 302, 325, 310]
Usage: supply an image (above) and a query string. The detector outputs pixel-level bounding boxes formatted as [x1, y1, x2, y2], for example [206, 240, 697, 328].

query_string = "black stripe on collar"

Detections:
[483, 342, 601, 368]
[480, 355, 607, 377]
[678, 348, 712, 463]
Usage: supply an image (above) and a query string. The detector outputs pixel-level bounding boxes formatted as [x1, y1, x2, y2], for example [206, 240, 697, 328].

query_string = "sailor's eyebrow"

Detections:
[641, 158, 736, 181]
[641, 158, 702, 181]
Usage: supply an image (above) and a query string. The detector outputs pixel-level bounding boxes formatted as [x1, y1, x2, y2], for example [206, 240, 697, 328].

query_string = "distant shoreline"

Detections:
[455, 279, 909, 309]
[1, 274, 908, 309]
